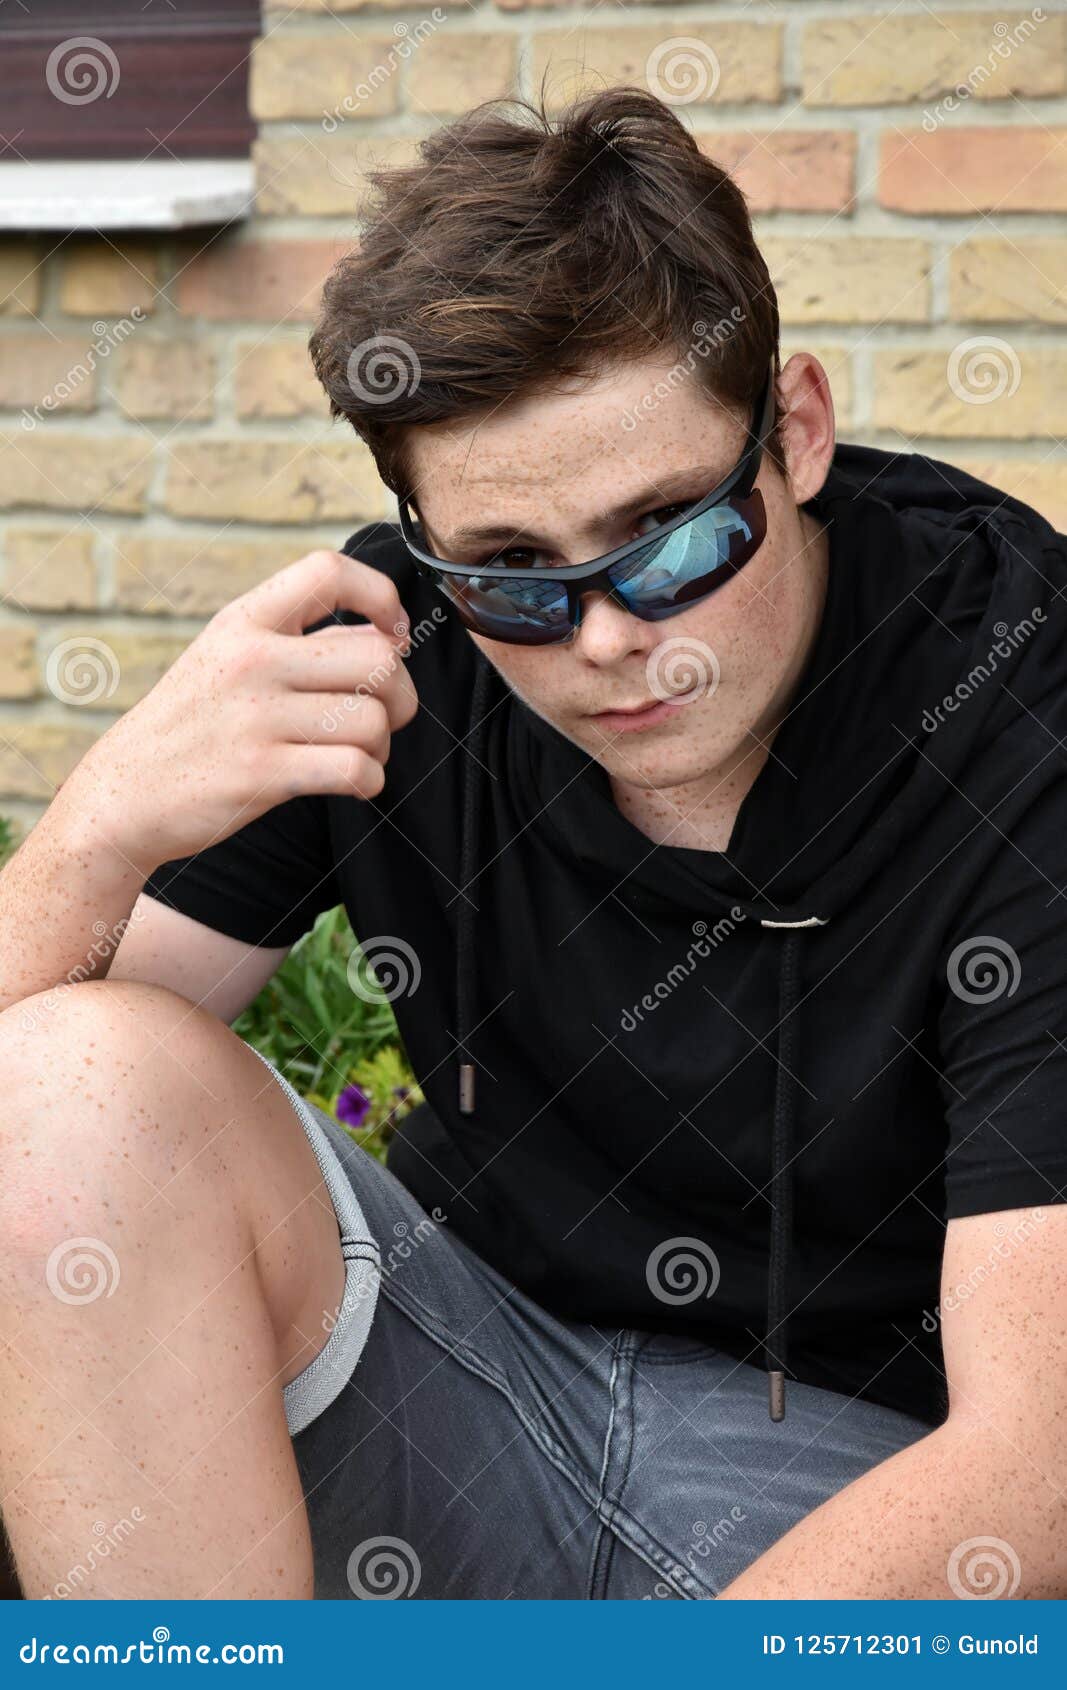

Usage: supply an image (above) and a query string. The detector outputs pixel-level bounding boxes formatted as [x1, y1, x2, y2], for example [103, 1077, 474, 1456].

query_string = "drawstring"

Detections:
[452, 663, 821, 1422]
[759, 918, 824, 1420]
[456, 655, 494, 1116]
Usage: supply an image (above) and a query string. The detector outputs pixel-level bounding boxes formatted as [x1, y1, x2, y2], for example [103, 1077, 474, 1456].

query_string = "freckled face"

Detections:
[403, 352, 831, 794]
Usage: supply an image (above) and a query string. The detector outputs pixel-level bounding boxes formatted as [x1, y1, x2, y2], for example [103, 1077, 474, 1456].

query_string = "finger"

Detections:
[277, 630, 419, 732]
[271, 743, 386, 803]
[273, 692, 392, 761]
[243, 550, 411, 649]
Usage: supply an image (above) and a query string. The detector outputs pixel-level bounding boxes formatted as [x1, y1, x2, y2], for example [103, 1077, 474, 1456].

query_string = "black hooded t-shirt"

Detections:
[142, 443, 1067, 1428]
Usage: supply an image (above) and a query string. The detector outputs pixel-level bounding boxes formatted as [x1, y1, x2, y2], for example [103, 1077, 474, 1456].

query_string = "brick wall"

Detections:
[2, 0, 1065, 841]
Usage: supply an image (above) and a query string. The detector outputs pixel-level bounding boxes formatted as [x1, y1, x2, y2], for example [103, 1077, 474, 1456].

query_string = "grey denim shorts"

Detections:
[250, 1047, 931, 1600]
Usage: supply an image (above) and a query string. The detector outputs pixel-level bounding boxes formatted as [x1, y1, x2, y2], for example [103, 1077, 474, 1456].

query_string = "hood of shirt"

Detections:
[443, 441, 1063, 1420]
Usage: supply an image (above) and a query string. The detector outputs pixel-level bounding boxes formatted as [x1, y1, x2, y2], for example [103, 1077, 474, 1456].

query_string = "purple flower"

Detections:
[336, 1083, 372, 1129]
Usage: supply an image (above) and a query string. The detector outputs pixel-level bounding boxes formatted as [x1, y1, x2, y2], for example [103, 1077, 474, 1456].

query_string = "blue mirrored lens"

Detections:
[437, 571, 571, 644]
[606, 494, 765, 620]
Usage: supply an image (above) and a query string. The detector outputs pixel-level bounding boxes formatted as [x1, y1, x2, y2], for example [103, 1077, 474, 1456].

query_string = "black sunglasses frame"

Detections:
[395, 358, 777, 605]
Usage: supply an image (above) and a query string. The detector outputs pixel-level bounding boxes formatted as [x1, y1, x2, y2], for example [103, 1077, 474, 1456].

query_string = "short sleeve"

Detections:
[141, 794, 342, 950]
[937, 779, 1067, 1218]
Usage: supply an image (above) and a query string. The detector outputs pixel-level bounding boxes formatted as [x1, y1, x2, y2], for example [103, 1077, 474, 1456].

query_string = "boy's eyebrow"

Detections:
[438, 463, 725, 553]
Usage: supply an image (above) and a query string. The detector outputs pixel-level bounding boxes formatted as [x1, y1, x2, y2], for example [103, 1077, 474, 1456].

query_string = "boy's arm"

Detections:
[718, 1203, 1067, 1599]
[109, 894, 291, 1025]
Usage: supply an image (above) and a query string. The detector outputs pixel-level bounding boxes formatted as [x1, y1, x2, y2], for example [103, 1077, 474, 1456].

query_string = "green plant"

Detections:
[0, 815, 17, 870]
[232, 904, 422, 1164]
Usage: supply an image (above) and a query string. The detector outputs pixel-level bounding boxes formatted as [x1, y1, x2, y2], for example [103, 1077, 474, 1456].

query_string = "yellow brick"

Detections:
[954, 458, 1067, 533]
[408, 33, 518, 116]
[233, 340, 328, 419]
[250, 32, 401, 122]
[164, 439, 386, 523]
[0, 336, 97, 417]
[949, 238, 1067, 325]
[0, 623, 38, 699]
[779, 341, 853, 428]
[761, 237, 931, 324]
[0, 435, 151, 514]
[253, 133, 419, 218]
[873, 346, 1067, 438]
[0, 720, 99, 800]
[530, 22, 782, 109]
[59, 241, 160, 318]
[114, 532, 332, 616]
[2, 528, 96, 611]
[803, 11, 1066, 105]
[113, 339, 217, 421]
[266, 0, 466, 11]
[0, 244, 43, 317]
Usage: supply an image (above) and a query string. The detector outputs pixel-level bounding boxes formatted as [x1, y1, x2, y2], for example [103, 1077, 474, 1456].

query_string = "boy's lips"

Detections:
[586, 696, 686, 733]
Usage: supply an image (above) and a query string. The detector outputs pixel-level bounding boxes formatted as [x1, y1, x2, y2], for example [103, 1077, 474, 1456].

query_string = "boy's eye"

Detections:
[633, 501, 691, 538]
[475, 501, 695, 569]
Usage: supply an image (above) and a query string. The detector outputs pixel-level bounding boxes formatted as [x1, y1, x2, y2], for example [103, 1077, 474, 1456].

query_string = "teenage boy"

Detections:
[0, 88, 1064, 1601]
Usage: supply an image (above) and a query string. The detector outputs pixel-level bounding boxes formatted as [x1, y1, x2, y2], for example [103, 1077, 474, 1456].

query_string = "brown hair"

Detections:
[308, 84, 785, 502]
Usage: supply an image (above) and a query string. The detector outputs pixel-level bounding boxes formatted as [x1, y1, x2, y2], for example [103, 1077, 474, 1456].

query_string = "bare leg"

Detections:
[0, 980, 347, 1599]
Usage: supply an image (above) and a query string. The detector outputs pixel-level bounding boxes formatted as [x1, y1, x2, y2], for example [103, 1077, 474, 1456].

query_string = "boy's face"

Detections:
[403, 351, 835, 796]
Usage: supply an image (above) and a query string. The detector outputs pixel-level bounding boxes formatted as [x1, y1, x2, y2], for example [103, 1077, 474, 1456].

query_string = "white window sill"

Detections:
[0, 159, 255, 231]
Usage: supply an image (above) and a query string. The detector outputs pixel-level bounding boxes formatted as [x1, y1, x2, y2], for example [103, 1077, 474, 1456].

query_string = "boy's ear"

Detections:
[777, 354, 836, 508]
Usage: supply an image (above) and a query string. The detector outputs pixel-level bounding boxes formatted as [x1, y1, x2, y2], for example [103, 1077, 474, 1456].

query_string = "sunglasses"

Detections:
[395, 360, 775, 647]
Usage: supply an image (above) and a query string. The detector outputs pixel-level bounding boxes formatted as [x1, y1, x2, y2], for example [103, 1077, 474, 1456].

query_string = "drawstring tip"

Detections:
[768, 1370, 786, 1422]
[458, 1061, 476, 1115]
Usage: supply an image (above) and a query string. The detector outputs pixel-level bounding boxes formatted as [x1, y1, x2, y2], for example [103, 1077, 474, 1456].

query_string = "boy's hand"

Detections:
[63, 550, 418, 875]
